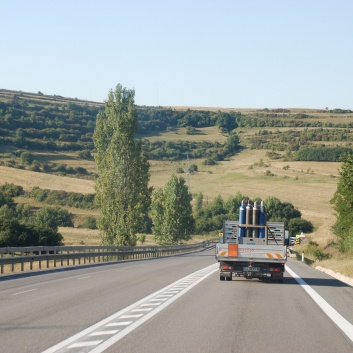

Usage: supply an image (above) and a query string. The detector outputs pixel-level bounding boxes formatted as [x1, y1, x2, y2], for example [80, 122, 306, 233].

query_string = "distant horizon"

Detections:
[2, 87, 349, 112]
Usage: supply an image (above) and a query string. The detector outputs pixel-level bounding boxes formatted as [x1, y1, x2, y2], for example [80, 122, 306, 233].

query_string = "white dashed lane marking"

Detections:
[41, 263, 218, 353]
[12, 289, 37, 296]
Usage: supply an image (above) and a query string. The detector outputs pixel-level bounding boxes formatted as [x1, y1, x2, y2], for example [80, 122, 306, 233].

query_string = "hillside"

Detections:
[0, 89, 352, 277]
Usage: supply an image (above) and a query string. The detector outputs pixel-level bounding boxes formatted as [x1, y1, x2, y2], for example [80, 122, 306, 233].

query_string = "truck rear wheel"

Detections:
[271, 274, 284, 283]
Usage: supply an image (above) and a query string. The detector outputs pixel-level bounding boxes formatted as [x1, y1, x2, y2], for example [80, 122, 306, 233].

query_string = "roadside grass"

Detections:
[59, 227, 101, 245]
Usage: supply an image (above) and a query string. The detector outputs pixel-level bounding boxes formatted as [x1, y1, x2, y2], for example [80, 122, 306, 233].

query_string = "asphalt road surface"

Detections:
[1, 248, 352, 353]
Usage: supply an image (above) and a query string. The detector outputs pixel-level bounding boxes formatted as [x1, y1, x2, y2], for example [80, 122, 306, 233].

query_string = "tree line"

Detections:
[2, 93, 352, 164]
[92, 85, 314, 247]
[0, 183, 67, 247]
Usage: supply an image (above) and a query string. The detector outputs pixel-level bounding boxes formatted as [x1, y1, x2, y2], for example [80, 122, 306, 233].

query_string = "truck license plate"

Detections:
[243, 267, 260, 272]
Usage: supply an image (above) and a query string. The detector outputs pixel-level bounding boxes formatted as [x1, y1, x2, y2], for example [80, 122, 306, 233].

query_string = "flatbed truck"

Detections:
[215, 220, 287, 282]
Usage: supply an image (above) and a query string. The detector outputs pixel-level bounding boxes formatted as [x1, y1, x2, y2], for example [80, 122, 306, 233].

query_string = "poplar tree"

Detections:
[331, 153, 353, 252]
[151, 174, 194, 244]
[93, 84, 151, 246]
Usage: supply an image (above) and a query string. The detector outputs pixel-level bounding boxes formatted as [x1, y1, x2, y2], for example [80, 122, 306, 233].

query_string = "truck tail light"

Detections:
[221, 265, 234, 270]
[269, 268, 280, 272]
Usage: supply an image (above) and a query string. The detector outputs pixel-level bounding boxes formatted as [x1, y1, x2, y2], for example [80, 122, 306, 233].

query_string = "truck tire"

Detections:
[220, 275, 225, 281]
[271, 274, 284, 283]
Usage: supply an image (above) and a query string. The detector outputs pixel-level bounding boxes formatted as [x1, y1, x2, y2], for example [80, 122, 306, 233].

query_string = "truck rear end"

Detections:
[216, 220, 287, 282]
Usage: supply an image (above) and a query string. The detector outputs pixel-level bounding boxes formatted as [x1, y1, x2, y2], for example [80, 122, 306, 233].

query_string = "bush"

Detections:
[78, 149, 93, 160]
[138, 234, 146, 244]
[34, 207, 74, 229]
[288, 218, 314, 237]
[0, 205, 63, 247]
[202, 158, 216, 165]
[313, 249, 331, 261]
[20, 151, 34, 165]
[0, 183, 24, 197]
[189, 164, 198, 172]
[186, 126, 196, 135]
[83, 216, 97, 229]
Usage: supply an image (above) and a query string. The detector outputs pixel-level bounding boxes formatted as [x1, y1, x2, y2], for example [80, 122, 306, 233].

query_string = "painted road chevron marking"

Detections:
[41, 263, 218, 353]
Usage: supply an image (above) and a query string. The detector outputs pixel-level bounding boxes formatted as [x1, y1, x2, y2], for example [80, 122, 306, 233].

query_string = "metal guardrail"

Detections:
[0, 240, 216, 275]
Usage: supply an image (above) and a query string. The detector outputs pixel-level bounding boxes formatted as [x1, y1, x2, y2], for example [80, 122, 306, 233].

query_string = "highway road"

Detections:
[1, 248, 353, 353]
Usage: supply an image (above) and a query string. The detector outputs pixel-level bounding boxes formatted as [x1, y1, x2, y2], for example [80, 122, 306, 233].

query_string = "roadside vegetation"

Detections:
[0, 88, 352, 276]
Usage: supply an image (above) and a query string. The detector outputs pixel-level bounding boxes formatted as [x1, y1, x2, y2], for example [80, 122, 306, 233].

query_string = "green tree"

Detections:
[288, 218, 314, 237]
[214, 111, 238, 132]
[93, 84, 152, 246]
[225, 132, 240, 153]
[20, 151, 34, 165]
[151, 174, 194, 244]
[34, 207, 73, 229]
[194, 192, 204, 211]
[0, 204, 63, 247]
[331, 154, 353, 252]
[83, 216, 97, 229]
[265, 196, 301, 221]
[209, 195, 226, 215]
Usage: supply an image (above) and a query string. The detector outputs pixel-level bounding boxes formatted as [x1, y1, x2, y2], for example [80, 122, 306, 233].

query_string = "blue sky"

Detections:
[1, 0, 352, 109]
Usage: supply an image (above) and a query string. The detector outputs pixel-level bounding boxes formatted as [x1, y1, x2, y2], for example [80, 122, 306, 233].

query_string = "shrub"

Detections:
[313, 249, 331, 261]
[189, 164, 198, 172]
[34, 207, 74, 229]
[138, 234, 146, 244]
[20, 151, 34, 165]
[83, 216, 97, 229]
[202, 158, 216, 165]
[78, 149, 93, 160]
[0, 183, 24, 197]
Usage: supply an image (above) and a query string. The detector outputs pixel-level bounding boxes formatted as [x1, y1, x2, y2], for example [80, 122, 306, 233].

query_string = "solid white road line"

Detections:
[286, 266, 353, 343]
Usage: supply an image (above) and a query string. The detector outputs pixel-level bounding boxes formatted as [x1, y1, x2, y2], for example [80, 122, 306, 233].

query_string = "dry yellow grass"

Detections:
[140, 126, 227, 143]
[0, 166, 95, 193]
[59, 227, 101, 245]
[1, 125, 351, 276]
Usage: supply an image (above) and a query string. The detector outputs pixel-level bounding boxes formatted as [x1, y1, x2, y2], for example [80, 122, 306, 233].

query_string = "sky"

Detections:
[1, 0, 352, 109]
